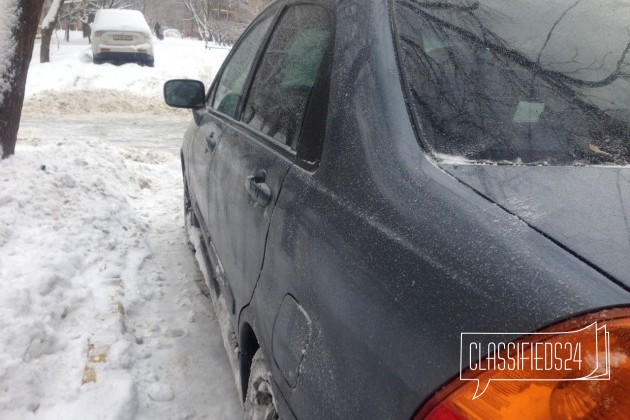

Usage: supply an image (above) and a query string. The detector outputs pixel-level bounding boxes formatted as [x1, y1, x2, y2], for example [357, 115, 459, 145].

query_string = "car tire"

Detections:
[244, 349, 279, 420]
[93, 57, 102, 65]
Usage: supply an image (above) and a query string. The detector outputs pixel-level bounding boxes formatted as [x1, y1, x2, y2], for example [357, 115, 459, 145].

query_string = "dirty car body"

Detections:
[165, 0, 630, 418]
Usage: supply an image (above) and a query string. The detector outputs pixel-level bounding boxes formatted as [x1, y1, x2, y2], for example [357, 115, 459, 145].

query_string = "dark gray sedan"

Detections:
[164, 0, 630, 418]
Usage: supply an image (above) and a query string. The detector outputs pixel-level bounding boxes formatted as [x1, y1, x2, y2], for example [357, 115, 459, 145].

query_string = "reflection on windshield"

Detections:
[395, 0, 630, 164]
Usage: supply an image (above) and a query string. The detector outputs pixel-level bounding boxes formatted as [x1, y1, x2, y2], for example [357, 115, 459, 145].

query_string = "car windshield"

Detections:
[394, 0, 630, 165]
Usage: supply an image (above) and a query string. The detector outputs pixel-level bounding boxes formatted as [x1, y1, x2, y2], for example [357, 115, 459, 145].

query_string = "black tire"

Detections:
[244, 350, 279, 420]
[93, 57, 102, 65]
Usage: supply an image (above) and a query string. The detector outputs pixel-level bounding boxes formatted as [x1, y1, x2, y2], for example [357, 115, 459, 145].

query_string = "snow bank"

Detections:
[0, 127, 241, 419]
[0, 136, 148, 419]
[0, 0, 19, 107]
[5, 26, 240, 418]
[22, 89, 186, 116]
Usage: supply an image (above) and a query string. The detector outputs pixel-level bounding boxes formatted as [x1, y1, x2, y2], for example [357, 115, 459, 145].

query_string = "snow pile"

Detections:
[0, 0, 19, 106]
[0, 136, 149, 418]
[23, 32, 230, 115]
[22, 89, 186, 116]
[4, 25, 240, 418]
[0, 128, 241, 419]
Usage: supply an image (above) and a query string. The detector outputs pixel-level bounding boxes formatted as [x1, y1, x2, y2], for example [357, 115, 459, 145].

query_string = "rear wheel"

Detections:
[244, 350, 279, 420]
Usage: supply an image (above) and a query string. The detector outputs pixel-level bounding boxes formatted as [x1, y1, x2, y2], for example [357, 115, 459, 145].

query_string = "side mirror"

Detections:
[164, 79, 206, 109]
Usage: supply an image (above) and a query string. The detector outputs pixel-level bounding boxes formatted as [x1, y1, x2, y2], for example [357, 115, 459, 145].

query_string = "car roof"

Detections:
[92, 9, 151, 33]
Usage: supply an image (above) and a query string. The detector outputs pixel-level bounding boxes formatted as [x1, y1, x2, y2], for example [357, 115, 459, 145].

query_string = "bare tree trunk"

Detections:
[40, 0, 66, 63]
[40, 27, 53, 63]
[0, 0, 46, 159]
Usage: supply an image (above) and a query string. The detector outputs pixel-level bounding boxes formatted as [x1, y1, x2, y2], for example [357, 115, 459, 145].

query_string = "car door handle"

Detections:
[245, 169, 272, 207]
[205, 132, 216, 152]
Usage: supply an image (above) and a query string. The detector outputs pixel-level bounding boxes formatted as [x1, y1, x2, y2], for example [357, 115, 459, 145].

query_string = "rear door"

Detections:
[208, 4, 334, 315]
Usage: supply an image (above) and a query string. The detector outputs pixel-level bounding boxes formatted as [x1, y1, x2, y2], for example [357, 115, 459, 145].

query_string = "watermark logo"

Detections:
[460, 322, 610, 399]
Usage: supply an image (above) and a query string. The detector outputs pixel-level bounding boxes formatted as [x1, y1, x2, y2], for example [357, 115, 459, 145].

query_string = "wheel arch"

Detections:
[239, 321, 260, 401]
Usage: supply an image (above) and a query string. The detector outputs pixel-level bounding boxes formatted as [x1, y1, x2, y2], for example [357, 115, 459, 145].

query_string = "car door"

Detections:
[208, 3, 333, 317]
[188, 111, 225, 234]
[189, 9, 278, 237]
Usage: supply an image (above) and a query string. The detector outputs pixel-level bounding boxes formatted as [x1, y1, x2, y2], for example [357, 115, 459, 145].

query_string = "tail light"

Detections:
[94, 31, 104, 37]
[416, 307, 630, 419]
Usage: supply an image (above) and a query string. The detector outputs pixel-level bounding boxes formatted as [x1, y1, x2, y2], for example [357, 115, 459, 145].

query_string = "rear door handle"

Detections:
[245, 169, 272, 207]
[205, 132, 216, 152]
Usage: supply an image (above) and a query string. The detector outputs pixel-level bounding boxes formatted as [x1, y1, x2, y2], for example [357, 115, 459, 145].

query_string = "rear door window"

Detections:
[241, 5, 332, 150]
[212, 13, 275, 119]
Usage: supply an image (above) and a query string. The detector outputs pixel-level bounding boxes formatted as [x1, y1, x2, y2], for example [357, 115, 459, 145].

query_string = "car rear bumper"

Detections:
[93, 51, 154, 65]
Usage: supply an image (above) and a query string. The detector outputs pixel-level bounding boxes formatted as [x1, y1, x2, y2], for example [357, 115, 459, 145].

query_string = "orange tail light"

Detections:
[416, 307, 630, 420]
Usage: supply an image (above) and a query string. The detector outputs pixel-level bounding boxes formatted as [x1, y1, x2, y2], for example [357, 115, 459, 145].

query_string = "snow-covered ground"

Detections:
[0, 32, 241, 419]
[23, 30, 230, 115]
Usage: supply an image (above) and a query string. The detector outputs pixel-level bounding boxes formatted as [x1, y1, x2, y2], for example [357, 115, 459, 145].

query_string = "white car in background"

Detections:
[162, 28, 182, 38]
[91, 9, 154, 67]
